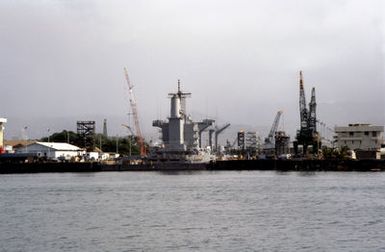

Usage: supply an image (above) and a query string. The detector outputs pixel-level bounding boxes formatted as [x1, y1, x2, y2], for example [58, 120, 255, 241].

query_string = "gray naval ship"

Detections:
[150, 80, 216, 169]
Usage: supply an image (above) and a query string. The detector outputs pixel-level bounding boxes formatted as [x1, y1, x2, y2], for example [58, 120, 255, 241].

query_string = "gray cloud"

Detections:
[0, 0, 384, 141]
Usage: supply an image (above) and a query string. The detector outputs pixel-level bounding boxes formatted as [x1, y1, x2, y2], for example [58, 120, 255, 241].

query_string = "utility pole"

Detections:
[23, 126, 28, 153]
[128, 112, 132, 157]
[122, 124, 134, 157]
[47, 128, 51, 159]
[116, 135, 119, 154]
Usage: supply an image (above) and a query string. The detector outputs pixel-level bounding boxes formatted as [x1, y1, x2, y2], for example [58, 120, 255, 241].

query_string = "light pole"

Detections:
[99, 135, 102, 151]
[127, 112, 132, 158]
[116, 135, 119, 154]
[129, 135, 132, 158]
[47, 128, 51, 160]
[121, 124, 133, 158]
[23, 126, 28, 153]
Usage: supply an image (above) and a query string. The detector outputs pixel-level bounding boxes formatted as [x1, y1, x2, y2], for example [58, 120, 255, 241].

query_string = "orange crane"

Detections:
[123, 68, 146, 156]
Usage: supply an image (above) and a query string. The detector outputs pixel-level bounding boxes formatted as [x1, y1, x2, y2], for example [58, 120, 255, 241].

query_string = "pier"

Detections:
[1, 159, 385, 174]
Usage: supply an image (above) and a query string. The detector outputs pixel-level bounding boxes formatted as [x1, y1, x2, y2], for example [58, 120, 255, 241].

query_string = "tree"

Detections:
[321, 146, 351, 160]
[40, 130, 79, 145]
[95, 134, 140, 155]
[41, 130, 143, 156]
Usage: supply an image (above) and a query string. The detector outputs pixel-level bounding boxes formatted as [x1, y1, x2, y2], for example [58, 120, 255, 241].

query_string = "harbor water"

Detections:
[1, 171, 385, 251]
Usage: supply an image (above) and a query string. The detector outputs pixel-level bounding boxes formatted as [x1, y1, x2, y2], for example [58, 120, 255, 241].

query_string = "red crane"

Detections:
[123, 68, 146, 156]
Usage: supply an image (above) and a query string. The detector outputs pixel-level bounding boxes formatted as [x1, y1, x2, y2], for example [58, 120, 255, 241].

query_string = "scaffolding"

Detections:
[77, 121, 96, 150]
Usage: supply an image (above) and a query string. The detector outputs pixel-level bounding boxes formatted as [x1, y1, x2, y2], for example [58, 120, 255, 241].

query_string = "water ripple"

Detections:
[1, 171, 385, 251]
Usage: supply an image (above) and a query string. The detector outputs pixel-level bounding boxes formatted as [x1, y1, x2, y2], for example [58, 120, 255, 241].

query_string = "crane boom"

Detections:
[308, 87, 317, 132]
[124, 68, 146, 156]
[264, 110, 283, 146]
[268, 110, 283, 139]
[121, 124, 135, 135]
[214, 123, 231, 151]
[299, 71, 308, 129]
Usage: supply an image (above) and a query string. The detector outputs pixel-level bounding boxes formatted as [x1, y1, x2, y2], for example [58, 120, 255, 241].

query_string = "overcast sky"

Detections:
[1, 0, 384, 142]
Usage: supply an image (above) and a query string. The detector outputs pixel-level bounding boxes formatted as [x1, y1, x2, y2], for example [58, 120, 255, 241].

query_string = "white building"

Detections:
[334, 124, 384, 151]
[18, 142, 84, 161]
[238, 131, 258, 150]
[0, 118, 7, 152]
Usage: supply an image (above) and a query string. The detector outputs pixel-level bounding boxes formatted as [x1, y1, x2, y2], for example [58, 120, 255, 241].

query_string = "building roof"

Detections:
[30, 142, 81, 151]
[335, 124, 384, 132]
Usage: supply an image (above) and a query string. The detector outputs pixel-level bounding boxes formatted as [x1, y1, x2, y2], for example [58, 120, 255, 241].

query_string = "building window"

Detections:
[365, 132, 369, 136]
[349, 132, 353, 136]
[372, 132, 377, 137]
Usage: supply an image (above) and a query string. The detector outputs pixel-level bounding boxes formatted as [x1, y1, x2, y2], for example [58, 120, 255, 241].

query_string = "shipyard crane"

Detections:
[208, 129, 215, 150]
[215, 123, 231, 152]
[121, 124, 135, 135]
[294, 71, 320, 155]
[299, 71, 308, 129]
[226, 137, 238, 148]
[124, 68, 146, 157]
[264, 110, 283, 147]
[197, 119, 215, 148]
[308, 87, 317, 132]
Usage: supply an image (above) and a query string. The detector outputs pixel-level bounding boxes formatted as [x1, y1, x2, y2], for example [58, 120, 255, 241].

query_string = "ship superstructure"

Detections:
[152, 81, 215, 162]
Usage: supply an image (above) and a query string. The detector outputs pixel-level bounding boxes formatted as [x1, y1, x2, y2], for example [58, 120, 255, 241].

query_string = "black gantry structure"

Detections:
[77, 121, 96, 151]
[293, 71, 320, 156]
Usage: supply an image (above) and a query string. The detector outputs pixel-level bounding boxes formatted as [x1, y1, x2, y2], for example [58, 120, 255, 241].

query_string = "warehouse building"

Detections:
[0, 118, 7, 153]
[17, 142, 84, 161]
[334, 124, 384, 159]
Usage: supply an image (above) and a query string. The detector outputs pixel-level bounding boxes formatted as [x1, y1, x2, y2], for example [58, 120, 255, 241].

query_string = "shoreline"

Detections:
[0, 159, 384, 174]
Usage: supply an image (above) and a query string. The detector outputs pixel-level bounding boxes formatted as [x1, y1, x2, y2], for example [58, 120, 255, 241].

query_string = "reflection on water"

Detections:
[156, 170, 205, 176]
[73, 172, 97, 178]
[297, 171, 317, 176]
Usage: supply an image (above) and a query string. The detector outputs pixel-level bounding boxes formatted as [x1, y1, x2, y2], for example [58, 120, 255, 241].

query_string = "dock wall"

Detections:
[0, 159, 385, 174]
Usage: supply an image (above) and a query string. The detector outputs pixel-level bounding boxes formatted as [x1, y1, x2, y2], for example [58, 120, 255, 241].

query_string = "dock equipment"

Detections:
[264, 110, 283, 149]
[293, 71, 320, 155]
[214, 123, 231, 152]
[124, 68, 146, 157]
[77, 121, 96, 150]
[275, 131, 290, 156]
[197, 119, 215, 148]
